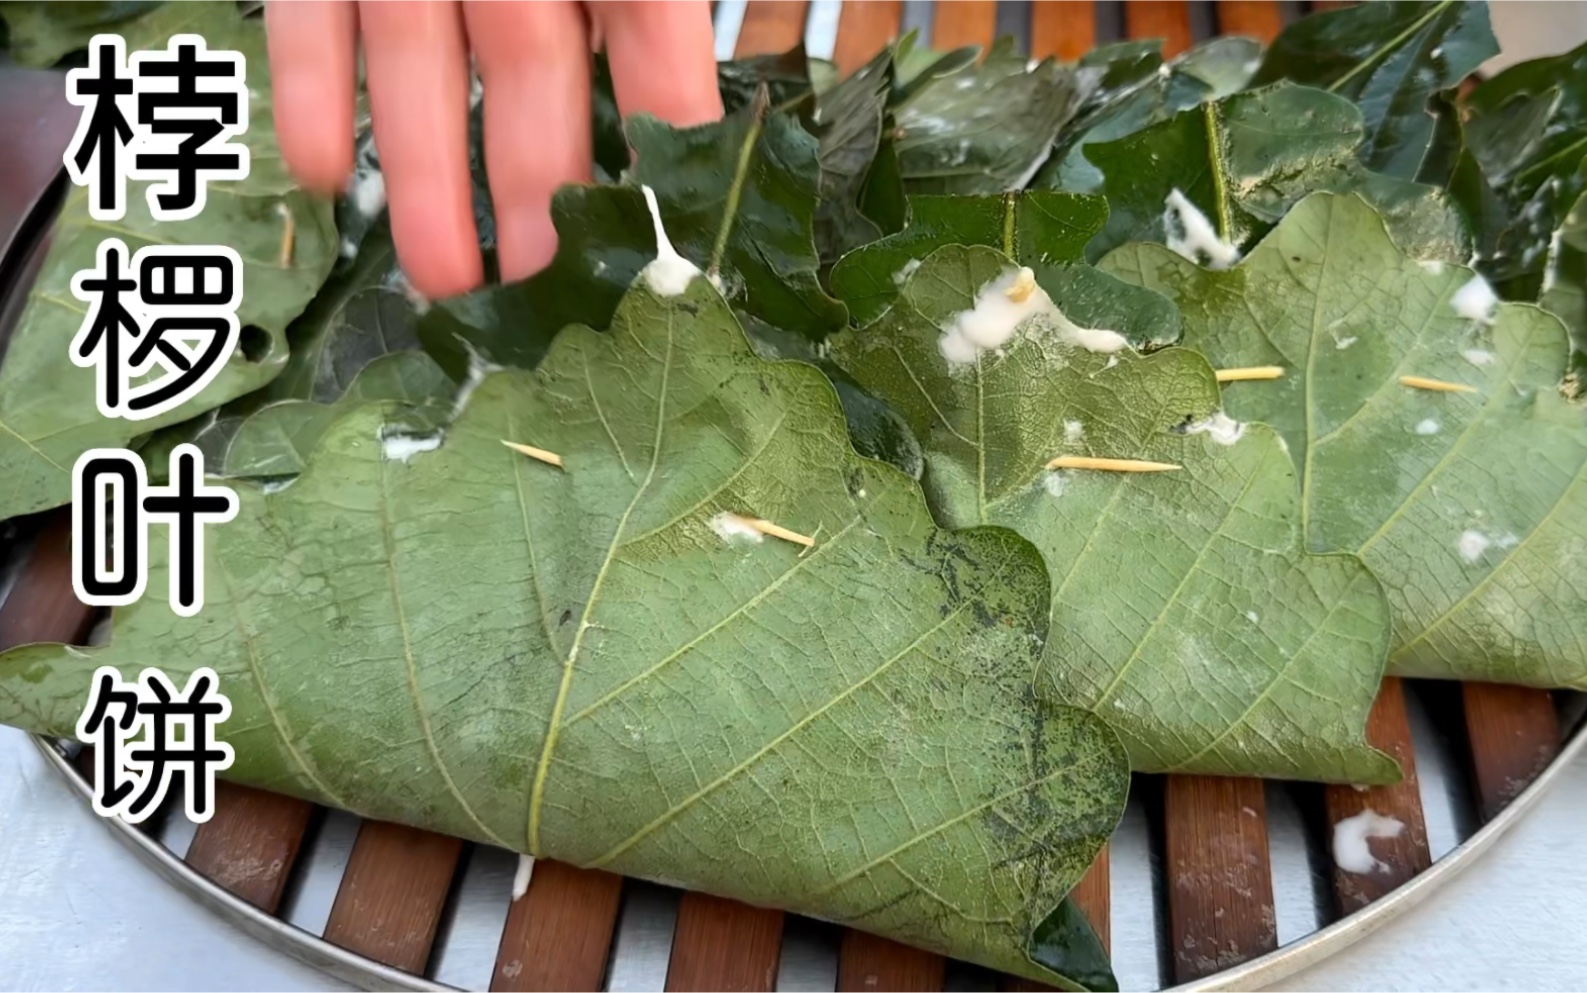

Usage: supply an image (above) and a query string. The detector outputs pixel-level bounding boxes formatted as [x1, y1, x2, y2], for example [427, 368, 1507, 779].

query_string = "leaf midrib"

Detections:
[1325, 0, 1454, 96]
[1203, 101, 1234, 241]
[525, 312, 676, 857]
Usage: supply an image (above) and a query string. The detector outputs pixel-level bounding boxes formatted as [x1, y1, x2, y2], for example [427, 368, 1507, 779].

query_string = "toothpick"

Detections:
[278, 207, 295, 268]
[501, 440, 564, 467]
[1005, 267, 1037, 304]
[1215, 365, 1285, 382]
[1046, 455, 1181, 473]
[746, 517, 816, 548]
[1399, 375, 1477, 394]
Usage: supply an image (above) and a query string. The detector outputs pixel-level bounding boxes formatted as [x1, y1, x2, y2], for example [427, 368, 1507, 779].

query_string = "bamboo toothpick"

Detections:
[1400, 375, 1478, 394]
[746, 517, 816, 548]
[278, 206, 295, 268]
[1215, 365, 1285, 382]
[1046, 455, 1181, 473]
[501, 440, 564, 467]
[1005, 267, 1037, 304]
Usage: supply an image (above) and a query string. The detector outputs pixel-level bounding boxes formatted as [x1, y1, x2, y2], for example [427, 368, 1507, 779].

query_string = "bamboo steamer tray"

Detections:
[2, 2, 1583, 991]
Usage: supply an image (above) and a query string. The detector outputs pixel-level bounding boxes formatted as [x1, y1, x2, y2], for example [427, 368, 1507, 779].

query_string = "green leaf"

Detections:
[219, 352, 453, 478]
[1541, 168, 1587, 387]
[1173, 37, 1263, 100]
[0, 274, 1129, 991]
[728, 313, 924, 480]
[895, 39, 1082, 195]
[1105, 192, 1587, 690]
[1083, 82, 1468, 264]
[830, 246, 1397, 783]
[626, 108, 847, 340]
[260, 234, 426, 406]
[592, 54, 629, 182]
[1035, 71, 1211, 196]
[1456, 41, 1587, 301]
[827, 195, 1180, 474]
[857, 134, 908, 236]
[891, 32, 980, 105]
[718, 43, 816, 114]
[140, 229, 450, 479]
[1417, 93, 1512, 268]
[813, 48, 894, 264]
[1037, 264, 1181, 351]
[1463, 41, 1587, 195]
[417, 184, 647, 374]
[598, 47, 827, 186]
[0, 2, 337, 520]
[0, 0, 163, 67]
[1250, 0, 1498, 178]
[421, 102, 847, 375]
[1031, 38, 1259, 197]
[829, 191, 1108, 326]
[1073, 41, 1167, 107]
[1029, 898, 1116, 993]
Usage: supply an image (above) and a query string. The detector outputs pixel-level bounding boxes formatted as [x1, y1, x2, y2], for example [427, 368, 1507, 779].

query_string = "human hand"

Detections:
[265, 1, 722, 298]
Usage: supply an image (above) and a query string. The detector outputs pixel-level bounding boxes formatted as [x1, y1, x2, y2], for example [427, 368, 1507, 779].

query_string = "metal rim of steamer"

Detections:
[31, 724, 1587, 993]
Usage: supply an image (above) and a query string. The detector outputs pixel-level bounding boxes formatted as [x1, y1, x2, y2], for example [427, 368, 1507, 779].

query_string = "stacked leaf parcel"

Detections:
[1, 2, 1583, 988]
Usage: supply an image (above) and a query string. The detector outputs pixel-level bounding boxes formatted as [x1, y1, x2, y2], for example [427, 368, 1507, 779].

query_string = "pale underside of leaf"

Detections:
[1104, 193, 1587, 689]
[0, 276, 1127, 989]
[832, 245, 1398, 784]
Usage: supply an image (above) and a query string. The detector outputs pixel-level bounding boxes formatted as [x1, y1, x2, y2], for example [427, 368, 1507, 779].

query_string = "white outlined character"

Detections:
[69, 238, 243, 421]
[75, 665, 235, 824]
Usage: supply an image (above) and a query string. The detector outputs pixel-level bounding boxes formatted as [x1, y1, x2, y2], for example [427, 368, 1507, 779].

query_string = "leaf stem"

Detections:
[1325, 0, 1453, 95]
[710, 84, 769, 276]
[1514, 133, 1587, 187]
[1001, 192, 1017, 257]
[1202, 102, 1235, 242]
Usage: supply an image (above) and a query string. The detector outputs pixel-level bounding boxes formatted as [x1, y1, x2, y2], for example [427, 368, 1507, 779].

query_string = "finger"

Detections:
[265, 1, 357, 194]
[463, 1, 591, 280]
[597, 1, 723, 128]
[359, 1, 481, 298]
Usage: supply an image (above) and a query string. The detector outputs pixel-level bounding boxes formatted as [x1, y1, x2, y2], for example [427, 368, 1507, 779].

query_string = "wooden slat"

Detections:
[930, 0, 998, 51]
[1216, 0, 1285, 41]
[0, 513, 95, 650]
[0, 517, 99, 802]
[1462, 683, 1561, 823]
[185, 782, 315, 912]
[734, 1, 809, 57]
[1031, 1, 1096, 61]
[1164, 776, 1276, 985]
[837, 931, 945, 992]
[833, 0, 903, 74]
[492, 860, 625, 992]
[1321, 678, 1432, 914]
[1124, 1, 1195, 57]
[323, 820, 463, 973]
[1069, 847, 1110, 952]
[666, 894, 784, 991]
